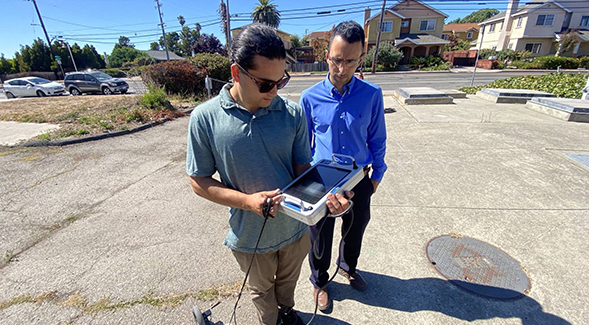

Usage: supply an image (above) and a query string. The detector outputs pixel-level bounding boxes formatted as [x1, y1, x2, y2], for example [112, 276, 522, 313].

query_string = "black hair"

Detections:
[230, 23, 286, 70]
[329, 21, 365, 50]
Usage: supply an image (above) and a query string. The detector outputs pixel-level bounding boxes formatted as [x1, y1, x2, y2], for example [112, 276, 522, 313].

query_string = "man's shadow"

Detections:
[296, 271, 569, 325]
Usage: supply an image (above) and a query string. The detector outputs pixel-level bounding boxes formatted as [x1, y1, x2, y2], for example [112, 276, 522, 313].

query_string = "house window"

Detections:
[442, 34, 448, 40]
[491, 46, 497, 50]
[508, 43, 513, 49]
[517, 17, 523, 27]
[466, 31, 473, 39]
[379, 21, 393, 32]
[489, 23, 496, 32]
[581, 16, 589, 27]
[401, 20, 409, 28]
[525, 43, 542, 54]
[419, 20, 436, 31]
[536, 14, 554, 26]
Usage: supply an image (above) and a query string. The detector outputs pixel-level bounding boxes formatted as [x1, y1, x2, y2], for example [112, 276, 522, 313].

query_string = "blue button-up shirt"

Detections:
[300, 75, 387, 182]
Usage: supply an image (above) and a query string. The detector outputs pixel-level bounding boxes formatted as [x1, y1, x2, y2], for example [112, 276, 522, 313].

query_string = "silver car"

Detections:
[3, 77, 66, 98]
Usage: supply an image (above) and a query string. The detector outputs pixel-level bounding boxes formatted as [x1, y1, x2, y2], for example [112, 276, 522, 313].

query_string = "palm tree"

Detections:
[251, 0, 281, 28]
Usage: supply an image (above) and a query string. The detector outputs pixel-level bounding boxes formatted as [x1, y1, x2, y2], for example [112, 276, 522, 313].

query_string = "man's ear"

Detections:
[230, 64, 241, 82]
[325, 49, 329, 62]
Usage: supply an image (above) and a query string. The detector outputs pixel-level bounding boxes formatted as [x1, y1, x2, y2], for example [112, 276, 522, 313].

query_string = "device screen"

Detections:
[283, 165, 350, 204]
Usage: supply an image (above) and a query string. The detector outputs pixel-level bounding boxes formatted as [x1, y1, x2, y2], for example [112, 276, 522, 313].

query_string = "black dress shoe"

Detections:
[279, 306, 304, 325]
[338, 269, 368, 291]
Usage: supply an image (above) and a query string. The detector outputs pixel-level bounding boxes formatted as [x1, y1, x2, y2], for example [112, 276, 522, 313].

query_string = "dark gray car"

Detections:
[64, 71, 129, 95]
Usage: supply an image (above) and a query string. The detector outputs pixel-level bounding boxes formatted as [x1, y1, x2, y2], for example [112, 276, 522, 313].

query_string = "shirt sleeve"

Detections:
[186, 111, 216, 177]
[367, 87, 387, 183]
[299, 94, 315, 156]
[292, 102, 313, 166]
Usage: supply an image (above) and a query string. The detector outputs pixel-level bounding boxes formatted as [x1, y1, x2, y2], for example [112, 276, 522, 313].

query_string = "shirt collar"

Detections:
[323, 73, 358, 96]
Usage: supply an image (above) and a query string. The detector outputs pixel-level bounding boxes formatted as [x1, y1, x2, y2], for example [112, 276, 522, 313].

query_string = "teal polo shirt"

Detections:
[186, 84, 312, 254]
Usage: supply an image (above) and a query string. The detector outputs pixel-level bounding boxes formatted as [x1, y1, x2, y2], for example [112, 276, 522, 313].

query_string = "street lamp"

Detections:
[58, 36, 78, 72]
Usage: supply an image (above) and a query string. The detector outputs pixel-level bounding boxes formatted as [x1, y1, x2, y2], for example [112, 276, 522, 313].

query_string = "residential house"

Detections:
[143, 50, 185, 62]
[478, 0, 589, 57]
[231, 25, 297, 63]
[442, 23, 480, 47]
[364, 0, 449, 64]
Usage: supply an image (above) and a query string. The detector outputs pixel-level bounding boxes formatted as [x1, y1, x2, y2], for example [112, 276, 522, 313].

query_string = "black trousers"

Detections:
[308, 174, 374, 289]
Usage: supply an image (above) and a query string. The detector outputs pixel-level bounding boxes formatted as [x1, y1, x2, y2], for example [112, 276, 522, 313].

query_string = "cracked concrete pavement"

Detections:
[0, 94, 588, 324]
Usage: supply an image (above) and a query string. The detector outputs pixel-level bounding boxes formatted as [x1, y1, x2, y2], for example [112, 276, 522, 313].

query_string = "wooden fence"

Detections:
[287, 62, 328, 73]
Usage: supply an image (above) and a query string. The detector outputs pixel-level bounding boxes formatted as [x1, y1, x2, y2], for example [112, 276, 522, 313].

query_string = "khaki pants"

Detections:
[232, 232, 311, 325]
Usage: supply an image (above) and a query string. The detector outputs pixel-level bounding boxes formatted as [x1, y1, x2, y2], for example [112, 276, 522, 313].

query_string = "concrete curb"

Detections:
[21, 108, 194, 147]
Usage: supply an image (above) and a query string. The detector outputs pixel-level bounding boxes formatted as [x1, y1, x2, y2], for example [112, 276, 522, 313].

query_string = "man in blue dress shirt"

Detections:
[299, 21, 387, 311]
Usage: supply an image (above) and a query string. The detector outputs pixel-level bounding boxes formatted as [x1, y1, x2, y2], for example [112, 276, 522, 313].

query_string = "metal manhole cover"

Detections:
[426, 235, 530, 299]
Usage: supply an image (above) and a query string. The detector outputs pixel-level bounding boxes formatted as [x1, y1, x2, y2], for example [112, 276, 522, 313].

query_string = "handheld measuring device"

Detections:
[278, 154, 364, 225]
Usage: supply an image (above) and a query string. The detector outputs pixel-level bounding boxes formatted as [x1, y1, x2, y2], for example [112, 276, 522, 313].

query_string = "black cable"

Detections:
[229, 197, 273, 325]
[307, 199, 355, 325]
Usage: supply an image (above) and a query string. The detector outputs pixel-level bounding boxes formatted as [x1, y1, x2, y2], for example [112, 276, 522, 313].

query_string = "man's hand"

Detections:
[371, 179, 380, 193]
[246, 189, 282, 218]
[326, 190, 354, 217]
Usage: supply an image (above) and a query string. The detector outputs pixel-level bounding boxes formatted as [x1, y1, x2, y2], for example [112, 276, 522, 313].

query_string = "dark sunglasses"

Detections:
[236, 63, 291, 93]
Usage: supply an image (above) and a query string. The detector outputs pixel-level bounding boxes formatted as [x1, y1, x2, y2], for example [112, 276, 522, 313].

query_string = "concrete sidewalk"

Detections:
[0, 94, 588, 324]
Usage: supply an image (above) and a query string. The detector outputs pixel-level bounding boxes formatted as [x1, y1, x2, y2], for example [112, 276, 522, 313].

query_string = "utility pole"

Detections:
[223, 0, 232, 49]
[29, 0, 64, 79]
[155, 0, 170, 61]
[371, 0, 386, 74]
[470, 24, 486, 87]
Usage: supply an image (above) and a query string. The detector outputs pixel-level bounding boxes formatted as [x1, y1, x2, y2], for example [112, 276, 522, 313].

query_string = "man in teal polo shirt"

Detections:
[186, 23, 351, 325]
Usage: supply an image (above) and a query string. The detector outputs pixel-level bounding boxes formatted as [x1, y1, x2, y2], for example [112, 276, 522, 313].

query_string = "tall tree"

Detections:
[448, 9, 499, 24]
[251, 0, 281, 28]
[192, 34, 226, 56]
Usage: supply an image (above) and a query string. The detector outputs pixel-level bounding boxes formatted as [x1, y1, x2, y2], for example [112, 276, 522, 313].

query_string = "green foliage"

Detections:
[159, 16, 201, 57]
[448, 9, 500, 23]
[189, 53, 231, 93]
[459, 73, 587, 98]
[0, 54, 17, 74]
[142, 60, 204, 96]
[408, 55, 449, 70]
[140, 84, 170, 110]
[251, 0, 281, 28]
[532, 56, 579, 69]
[108, 46, 148, 68]
[363, 42, 403, 70]
[290, 35, 302, 48]
[579, 56, 589, 69]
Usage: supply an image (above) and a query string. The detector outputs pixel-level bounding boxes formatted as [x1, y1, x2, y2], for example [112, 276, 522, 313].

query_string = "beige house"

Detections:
[478, 0, 589, 57]
[442, 23, 480, 46]
[364, 0, 449, 64]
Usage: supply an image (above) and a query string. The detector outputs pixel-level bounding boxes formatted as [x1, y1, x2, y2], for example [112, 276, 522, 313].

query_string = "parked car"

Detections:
[3, 77, 66, 98]
[64, 71, 129, 96]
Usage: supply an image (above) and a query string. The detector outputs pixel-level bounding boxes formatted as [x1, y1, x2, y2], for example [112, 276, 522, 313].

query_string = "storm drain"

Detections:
[426, 235, 530, 299]
[566, 154, 589, 169]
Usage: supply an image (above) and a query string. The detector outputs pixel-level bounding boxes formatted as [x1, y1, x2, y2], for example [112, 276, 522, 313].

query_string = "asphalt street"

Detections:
[1, 86, 588, 324]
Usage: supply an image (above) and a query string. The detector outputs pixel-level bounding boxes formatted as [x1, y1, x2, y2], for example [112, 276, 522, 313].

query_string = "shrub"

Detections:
[409, 55, 449, 70]
[139, 84, 170, 110]
[101, 68, 126, 78]
[479, 48, 497, 60]
[532, 56, 579, 69]
[363, 42, 403, 70]
[578, 56, 589, 69]
[459, 73, 587, 98]
[188, 53, 231, 93]
[141, 60, 205, 96]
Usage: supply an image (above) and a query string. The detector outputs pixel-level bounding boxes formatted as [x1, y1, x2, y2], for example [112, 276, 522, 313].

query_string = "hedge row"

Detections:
[459, 73, 588, 99]
[510, 56, 589, 70]
[141, 53, 231, 97]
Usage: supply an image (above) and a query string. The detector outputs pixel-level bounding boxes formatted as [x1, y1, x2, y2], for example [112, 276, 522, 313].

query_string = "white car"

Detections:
[3, 77, 66, 99]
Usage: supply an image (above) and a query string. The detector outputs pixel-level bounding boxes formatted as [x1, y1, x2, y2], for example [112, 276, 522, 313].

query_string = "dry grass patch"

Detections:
[0, 95, 195, 141]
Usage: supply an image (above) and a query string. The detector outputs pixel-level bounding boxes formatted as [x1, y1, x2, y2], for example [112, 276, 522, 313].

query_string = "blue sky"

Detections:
[0, 0, 509, 59]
